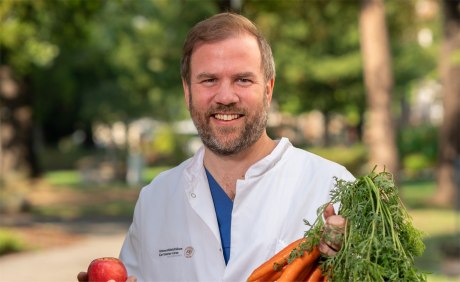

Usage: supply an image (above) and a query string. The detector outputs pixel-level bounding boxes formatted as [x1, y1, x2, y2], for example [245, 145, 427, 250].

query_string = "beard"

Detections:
[189, 91, 269, 156]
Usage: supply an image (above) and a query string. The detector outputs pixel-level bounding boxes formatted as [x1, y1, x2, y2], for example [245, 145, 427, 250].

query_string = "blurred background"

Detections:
[0, 0, 459, 281]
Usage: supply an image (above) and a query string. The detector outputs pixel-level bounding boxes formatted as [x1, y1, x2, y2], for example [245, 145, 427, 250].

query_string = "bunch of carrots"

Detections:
[247, 238, 326, 282]
[247, 169, 426, 282]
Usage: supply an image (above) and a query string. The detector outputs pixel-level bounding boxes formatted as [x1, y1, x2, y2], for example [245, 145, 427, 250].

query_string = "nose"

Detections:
[214, 80, 239, 105]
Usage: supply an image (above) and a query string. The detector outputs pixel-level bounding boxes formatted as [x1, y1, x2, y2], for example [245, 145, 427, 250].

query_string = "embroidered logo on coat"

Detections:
[184, 246, 194, 258]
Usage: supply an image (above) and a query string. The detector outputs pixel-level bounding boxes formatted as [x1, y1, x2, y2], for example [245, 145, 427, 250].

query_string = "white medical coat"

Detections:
[120, 138, 354, 282]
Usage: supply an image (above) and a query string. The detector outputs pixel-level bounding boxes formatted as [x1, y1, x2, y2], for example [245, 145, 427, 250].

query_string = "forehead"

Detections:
[190, 34, 262, 75]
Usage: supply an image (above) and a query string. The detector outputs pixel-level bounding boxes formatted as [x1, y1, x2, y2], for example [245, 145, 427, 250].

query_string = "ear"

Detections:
[182, 78, 191, 111]
[265, 78, 275, 105]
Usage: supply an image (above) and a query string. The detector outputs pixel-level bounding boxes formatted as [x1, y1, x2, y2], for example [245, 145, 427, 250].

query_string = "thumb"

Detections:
[323, 203, 336, 219]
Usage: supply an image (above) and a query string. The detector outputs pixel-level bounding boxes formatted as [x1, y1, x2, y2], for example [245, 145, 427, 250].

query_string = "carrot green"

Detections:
[301, 169, 427, 281]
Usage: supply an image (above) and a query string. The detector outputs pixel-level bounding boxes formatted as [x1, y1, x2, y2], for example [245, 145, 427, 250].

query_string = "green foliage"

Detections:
[44, 165, 171, 187]
[132, 124, 193, 167]
[244, 0, 365, 116]
[151, 125, 176, 157]
[400, 179, 436, 208]
[143, 166, 172, 183]
[1, 0, 219, 146]
[397, 126, 438, 176]
[31, 200, 135, 220]
[0, 229, 27, 255]
[403, 154, 433, 177]
[1, 0, 442, 182]
[45, 170, 81, 186]
[307, 144, 368, 176]
[0, 0, 100, 74]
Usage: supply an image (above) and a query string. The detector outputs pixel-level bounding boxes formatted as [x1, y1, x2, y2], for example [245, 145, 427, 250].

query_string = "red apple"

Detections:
[87, 257, 127, 282]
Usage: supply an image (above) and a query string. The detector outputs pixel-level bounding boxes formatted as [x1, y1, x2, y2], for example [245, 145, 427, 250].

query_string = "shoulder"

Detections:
[138, 157, 194, 198]
[284, 144, 354, 181]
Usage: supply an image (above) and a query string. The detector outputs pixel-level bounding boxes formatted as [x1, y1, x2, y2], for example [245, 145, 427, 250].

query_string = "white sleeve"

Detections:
[119, 198, 144, 281]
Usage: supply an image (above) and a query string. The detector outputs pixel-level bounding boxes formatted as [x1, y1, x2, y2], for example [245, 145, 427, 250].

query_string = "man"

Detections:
[78, 12, 351, 282]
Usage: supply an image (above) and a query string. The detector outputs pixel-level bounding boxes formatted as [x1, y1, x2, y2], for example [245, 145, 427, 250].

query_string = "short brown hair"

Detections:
[181, 13, 275, 85]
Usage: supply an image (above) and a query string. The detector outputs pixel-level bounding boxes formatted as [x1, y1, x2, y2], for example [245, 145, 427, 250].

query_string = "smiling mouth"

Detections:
[214, 114, 241, 121]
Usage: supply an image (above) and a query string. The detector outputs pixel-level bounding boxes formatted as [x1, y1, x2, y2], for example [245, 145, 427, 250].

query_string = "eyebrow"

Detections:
[232, 72, 257, 79]
[194, 71, 258, 81]
[195, 72, 216, 80]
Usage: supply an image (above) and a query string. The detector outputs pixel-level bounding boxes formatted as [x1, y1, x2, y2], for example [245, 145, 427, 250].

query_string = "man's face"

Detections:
[183, 34, 274, 156]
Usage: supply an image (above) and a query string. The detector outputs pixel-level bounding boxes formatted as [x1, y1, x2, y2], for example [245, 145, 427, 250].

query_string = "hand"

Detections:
[77, 272, 137, 282]
[318, 203, 346, 257]
[77, 272, 87, 282]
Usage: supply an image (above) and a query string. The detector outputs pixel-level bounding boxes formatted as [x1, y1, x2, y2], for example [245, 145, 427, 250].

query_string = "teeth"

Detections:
[215, 114, 239, 121]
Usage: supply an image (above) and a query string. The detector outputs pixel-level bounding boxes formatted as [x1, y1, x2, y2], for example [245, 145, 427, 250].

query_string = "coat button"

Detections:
[190, 192, 196, 198]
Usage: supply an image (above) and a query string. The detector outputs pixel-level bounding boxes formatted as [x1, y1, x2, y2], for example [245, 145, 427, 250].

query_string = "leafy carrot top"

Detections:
[300, 169, 426, 281]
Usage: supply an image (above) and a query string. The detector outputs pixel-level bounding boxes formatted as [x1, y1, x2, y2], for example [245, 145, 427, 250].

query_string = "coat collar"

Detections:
[183, 137, 292, 182]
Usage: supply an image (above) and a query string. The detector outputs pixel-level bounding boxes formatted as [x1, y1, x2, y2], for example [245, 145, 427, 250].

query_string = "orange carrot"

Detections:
[253, 267, 284, 282]
[276, 246, 321, 282]
[305, 265, 324, 282]
[247, 238, 306, 282]
[295, 261, 317, 281]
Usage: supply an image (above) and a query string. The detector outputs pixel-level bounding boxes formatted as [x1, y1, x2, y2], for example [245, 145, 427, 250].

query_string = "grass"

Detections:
[400, 179, 440, 208]
[45, 166, 171, 188]
[400, 180, 460, 282]
[0, 230, 28, 255]
[27, 166, 172, 220]
[416, 232, 460, 282]
[30, 200, 137, 220]
[143, 166, 172, 183]
[45, 169, 81, 186]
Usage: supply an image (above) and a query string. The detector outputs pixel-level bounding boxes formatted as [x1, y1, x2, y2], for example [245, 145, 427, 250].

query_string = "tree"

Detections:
[243, 0, 365, 146]
[0, 0, 102, 181]
[0, 0, 440, 183]
[243, 1, 426, 150]
[359, 0, 399, 175]
[0, 0, 219, 182]
[0, 64, 39, 180]
[433, 0, 460, 207]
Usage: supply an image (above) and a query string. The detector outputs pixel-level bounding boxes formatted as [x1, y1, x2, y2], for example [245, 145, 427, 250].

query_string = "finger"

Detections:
[127, 276, 137, 282]
[323, 203, 336, 219]
[323, 236, 342, 252]
[323, 220, 345, 249]
[77, 272, 88, 282]
[321, 227, 342, 250]
[326, 215, 345, 227]
[318, 239, 337, 257]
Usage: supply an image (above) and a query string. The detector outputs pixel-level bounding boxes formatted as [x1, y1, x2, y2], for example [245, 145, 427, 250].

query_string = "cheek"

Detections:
[190, 88, 214, 107]
[190, 95, 208, 110]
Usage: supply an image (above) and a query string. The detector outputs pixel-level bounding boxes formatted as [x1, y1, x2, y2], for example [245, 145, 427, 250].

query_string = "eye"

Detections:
[236, 78, 253, 86]
[200, 78, 217, 86]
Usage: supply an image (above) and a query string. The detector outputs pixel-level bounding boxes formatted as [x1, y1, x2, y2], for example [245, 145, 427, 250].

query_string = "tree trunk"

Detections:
[0, 65, 40, 183]
[432, 0, 460, 207]
[359, 0, 399, 177]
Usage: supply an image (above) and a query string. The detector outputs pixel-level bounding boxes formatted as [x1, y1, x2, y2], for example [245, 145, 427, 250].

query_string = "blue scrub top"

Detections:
[205, 169, 233, 264]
